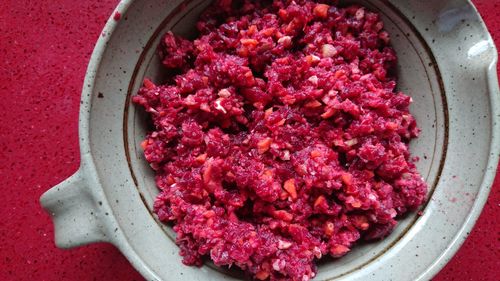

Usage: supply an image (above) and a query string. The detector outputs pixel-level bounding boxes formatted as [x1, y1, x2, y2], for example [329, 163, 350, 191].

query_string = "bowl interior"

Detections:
[125, 0, 447, 279]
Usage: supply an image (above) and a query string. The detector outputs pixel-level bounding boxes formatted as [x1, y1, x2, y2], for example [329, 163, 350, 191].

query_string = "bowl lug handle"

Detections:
[40, 168, 109, 248]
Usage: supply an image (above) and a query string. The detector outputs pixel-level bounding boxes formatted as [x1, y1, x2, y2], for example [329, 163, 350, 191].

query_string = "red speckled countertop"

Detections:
[0, 1, 498, 280]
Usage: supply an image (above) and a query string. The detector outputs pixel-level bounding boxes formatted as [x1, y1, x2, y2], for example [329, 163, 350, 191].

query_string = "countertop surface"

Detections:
[0, 0, 498, 280]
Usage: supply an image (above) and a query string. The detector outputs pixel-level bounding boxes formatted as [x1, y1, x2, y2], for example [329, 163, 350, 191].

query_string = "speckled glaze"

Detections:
[40, 0, 500, 280]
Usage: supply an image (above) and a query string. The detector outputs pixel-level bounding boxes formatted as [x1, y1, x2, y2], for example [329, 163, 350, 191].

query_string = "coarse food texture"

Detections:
[133, 0, 427, 280]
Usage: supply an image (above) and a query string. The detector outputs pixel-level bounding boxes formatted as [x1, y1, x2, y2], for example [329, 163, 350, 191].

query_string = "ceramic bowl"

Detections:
[40, 0, 500, 280]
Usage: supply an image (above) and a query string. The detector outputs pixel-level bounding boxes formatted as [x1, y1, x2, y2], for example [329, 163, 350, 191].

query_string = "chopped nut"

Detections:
[195, 153, 207, 164]
[304, 100, 322, 108]
[257, 138, 272, 154]
[330, 245, 350, 256]
[166, 175, 175, 185]
[140, 140, 148, 149]
[202, 160, 213, 184]
[281, 150, 291, 161]
[147, 107, 159, 114]
[355, 8, 365, 20]
[278, 9, 288, 20]
[314, 195, 326, 208]
[262, 169, 274, 179]
[334, 69, 345, 78]
[402, 172, 411, 179]
[308, 75, 318, 85]
[322, 44, 337, 58]
[241, 38, 259, 48]
[324, 222, 335, 236]
[278, 239, 292, 249]
[200, 102, 211, 112]
[260, 42, 273, 51]
[273, 210, 293, 222]
[283, 179, 297, 200]
[218, 88, 231, 97]
[143, 78, 156, 89]
[203, 210, 215, 218]
[272, 259, 281, 271]
[248, 25, 258, 35]
[313, 246, 322, 258]
[202, 76, 209, 85]
[344, 138, 358, 146]
[305, 54, 321, 64]
[310, 150, 322, 158]
[255, 270, 270, 280]
[386, 122, 398, 130]
[261, 27, 276, 36]
[333, 139, 344, 147]
[389, 208, 397, 218]
[321, 108, 336, 119]
[184, 95, 197, 106]
[351, 200, 362, 208]
[352, 215, 369, 230]
[264, 107, 273, 118]
[275, 118, 286, 126]
[313, 4, 329, 19]
[278, 36, 292, 47]
[341, 173, 353, 185]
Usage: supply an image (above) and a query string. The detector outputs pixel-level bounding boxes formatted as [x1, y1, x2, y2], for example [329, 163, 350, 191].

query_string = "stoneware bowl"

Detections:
[40, 0, 500, 280]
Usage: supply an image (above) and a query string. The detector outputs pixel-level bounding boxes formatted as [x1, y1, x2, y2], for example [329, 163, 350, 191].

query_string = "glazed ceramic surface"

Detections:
[40, 0, 500, 280]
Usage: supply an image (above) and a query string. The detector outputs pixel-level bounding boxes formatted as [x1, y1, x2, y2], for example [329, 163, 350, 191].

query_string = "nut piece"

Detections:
[304, 100, 322, 108]
[305, 54, 321, 64]
[310, 150, 322, 158]
[324, 222, 335, 236]
[195, 153, 207, 164]
[283, 179, 297, 200]
[344, 138, 358, 146]
[278, 239, 293, 249]
[241, 38, 259, 48]
[330, 245, 350, 257]
[277, 36, 293, 47]
[273, 210, 293, 222]
[257, 137, 272, 154]
[321, 108, 336, 119]
[307, 75, 318, 85]
[218, 88, 231, 97]
[314, 195, 326, 208]
[255, 270, 270, 280]
[321, 44, 337, 58]
[341, 173, 353, 186]
[355, 8, 365, 20]
[313, 4, 329, 19]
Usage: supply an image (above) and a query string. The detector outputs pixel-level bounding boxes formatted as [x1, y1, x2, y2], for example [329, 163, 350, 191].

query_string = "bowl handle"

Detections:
[40, 168, 109, 248]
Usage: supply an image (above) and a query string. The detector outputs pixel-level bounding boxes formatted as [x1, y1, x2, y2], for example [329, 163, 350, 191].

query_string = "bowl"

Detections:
[40, 0, 500, 280]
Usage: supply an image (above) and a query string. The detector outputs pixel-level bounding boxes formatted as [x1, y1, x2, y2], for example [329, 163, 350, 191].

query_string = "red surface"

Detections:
[0, 0, 497, 280]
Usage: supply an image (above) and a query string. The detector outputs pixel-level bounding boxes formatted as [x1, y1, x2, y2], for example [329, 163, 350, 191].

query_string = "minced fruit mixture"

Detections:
[133, 0, 427, 280]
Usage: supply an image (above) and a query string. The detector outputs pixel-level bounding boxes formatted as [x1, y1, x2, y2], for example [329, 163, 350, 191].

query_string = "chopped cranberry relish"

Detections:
[133, 1, 426, 280]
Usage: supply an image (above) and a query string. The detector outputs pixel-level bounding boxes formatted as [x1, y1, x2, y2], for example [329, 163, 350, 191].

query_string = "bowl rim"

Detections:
[74, 0, 500, 280]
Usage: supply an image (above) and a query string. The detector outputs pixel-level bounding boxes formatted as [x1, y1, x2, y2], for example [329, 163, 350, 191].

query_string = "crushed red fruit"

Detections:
[133, 1, 427, 280]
